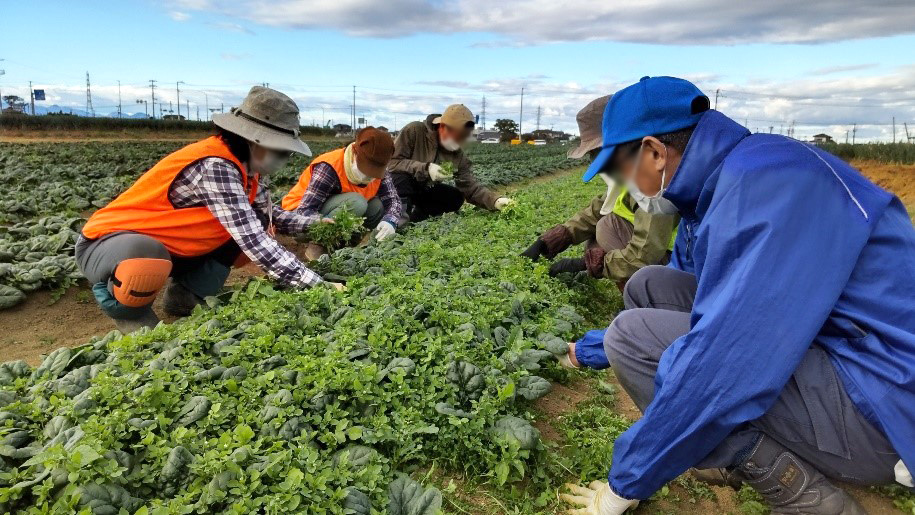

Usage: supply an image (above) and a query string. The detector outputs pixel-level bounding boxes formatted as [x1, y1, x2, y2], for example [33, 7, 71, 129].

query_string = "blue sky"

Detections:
[2, 0, 914, 141]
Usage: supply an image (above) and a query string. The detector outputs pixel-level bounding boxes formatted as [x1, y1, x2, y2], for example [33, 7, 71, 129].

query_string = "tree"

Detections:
[3, 95, 25, 112]
[494, 118, 519, 142]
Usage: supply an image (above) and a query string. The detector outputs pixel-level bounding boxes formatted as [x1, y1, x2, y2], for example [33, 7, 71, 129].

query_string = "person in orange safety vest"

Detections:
[282, 126, 403, 258]
[77, 86, 342, 333]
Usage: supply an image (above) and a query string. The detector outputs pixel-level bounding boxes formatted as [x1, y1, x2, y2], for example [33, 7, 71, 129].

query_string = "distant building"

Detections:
[376, 126, 389, 132]
[162, 114, 186, 121]
[811, 133, 834, 145]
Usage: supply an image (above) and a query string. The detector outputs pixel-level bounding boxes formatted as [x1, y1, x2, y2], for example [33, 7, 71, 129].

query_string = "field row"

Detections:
[0, 173, 625, 513]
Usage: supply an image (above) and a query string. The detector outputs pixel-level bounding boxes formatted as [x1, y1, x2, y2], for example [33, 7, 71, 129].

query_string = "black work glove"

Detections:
[521, 238, 549, 260]
[549, 257, 587, 277]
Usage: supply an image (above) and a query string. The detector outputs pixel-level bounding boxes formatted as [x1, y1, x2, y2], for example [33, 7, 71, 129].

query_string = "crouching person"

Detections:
[281, 127, 402, 258]
[563, 76, 914, 515]
[389, 104, 513, 221]
[77, 86, 339, 333]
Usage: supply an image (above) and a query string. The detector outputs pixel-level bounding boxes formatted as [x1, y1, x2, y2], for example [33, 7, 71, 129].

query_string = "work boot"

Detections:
[162, 281, 204, 317]
[689, 467, 742, 489]
[735, 436, 866, 514]
[112, 307, 160, 334]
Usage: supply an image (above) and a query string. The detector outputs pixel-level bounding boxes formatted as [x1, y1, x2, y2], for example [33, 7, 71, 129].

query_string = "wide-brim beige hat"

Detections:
[213, 86, 311, 156]
[568, 95, 611, 159]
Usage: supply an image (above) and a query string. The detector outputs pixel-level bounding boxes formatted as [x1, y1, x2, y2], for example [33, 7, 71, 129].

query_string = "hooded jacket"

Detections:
[609, 110, 915, 499]
[388, 114, 499, 210]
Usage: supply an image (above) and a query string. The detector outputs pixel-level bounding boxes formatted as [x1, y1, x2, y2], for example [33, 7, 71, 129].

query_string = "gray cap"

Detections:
[213, 86, 311, 156]
[568, 95, 611, 159]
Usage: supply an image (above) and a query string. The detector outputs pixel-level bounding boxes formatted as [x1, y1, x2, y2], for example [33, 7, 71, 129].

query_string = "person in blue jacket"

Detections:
[561, 76, 914, 515]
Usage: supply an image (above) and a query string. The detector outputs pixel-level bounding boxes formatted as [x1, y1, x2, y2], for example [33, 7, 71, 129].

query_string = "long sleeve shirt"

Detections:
[292, 162, 403, 225]
[388, 115, 499, 210]
[562, 187, 677, 281]
[168, 157, 322, 287]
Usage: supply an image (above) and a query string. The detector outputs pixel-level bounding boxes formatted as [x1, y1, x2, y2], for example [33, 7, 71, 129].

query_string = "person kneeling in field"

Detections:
[562, 76, 914, 515]
[389, 104, 513, 221]
[522, 96, 678, 291]
[281, 127, 402, 259]
[77, 86, 341, 334]
[521, 96, 679, 371]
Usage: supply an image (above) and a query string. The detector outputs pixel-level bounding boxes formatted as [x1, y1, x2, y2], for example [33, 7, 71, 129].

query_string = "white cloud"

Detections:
[12, 65, 915, 142]
[169, 11, 191, 21]
[164, 0, 915, 45]
[808, 63, 878, 76]
[208, 21, 255, 35]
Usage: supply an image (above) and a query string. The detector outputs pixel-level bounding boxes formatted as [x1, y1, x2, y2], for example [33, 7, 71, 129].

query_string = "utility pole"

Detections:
[117, 80, 122, 118]
[481, 96, 487, 130]
[352, 86, 356, 136]
[714, 88, 720, 110]
[149, 80, 157, 119]
[176, 81, 184, 120]
[845, 130, 849, 144]
[29, 81, 35, 116]
[186, 99, 190, 121]
[85, 72, 94, 117]
[892, 117, 896, 144]
[905, 122, 912, 143]
[519, 87, 524, 141]
[535, 105, 541, 132]
[852, 123, 857, 144]
[196, 105, 200, 121]
[204, 92, 209, 122]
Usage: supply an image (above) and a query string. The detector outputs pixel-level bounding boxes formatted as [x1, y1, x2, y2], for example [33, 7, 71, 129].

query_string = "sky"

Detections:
[1, 0, 915, 141]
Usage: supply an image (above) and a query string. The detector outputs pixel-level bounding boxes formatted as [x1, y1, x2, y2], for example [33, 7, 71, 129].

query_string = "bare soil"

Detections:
[853, 159, 915, 206]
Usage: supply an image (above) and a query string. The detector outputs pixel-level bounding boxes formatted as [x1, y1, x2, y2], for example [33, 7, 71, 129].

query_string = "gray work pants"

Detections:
[604, 265, 900, 485]
[75, 231, 236, 318]
[321, 192, 385, 229]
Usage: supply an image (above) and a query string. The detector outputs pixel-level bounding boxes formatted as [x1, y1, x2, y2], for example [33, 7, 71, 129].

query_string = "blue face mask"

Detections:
[625, 142, 679, 215]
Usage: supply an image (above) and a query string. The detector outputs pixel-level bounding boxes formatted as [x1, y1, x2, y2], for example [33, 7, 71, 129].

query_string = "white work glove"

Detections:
[561, 481, 638, 515]
[375, 221, 396, 241]
[428, 163, 448, 182]
[494, 197, 515, 210]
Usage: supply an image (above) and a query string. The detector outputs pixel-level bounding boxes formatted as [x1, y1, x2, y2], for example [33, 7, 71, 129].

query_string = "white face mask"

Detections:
[249, 144, 289, 176]
[625, 142, 679, 215]
[350, 159, 374, 185]
[440, 136, 461, 152]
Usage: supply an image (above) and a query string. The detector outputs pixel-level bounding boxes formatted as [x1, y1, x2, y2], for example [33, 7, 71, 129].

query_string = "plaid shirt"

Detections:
[169, 157, 322, 287]
[293, 162, 403, 225]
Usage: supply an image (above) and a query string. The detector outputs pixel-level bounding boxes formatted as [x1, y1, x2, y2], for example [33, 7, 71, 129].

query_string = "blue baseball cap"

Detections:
[583, 76, 709, 182]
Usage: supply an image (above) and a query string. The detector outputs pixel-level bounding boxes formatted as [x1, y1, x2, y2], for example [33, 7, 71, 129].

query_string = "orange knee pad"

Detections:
[111, 258, 172, 308]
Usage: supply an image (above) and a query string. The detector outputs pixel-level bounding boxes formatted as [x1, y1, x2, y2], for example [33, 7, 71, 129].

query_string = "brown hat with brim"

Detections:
[433, 104, 475, 130]
[353, 127, 394, 179]
[568, 95, 611, 159]
[213, 86, 311, 156]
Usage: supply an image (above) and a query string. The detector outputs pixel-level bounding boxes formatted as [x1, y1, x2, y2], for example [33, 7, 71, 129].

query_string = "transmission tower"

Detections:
[149, 80, 158, 119]
[481, 96, 486, 130]
[536, 105, 542, 132]
[85, 72, 95, 117]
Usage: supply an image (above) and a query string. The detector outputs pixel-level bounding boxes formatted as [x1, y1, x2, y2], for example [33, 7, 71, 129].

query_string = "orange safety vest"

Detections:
[82, 136, 258, 257]
[281, 147, 382, 211]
